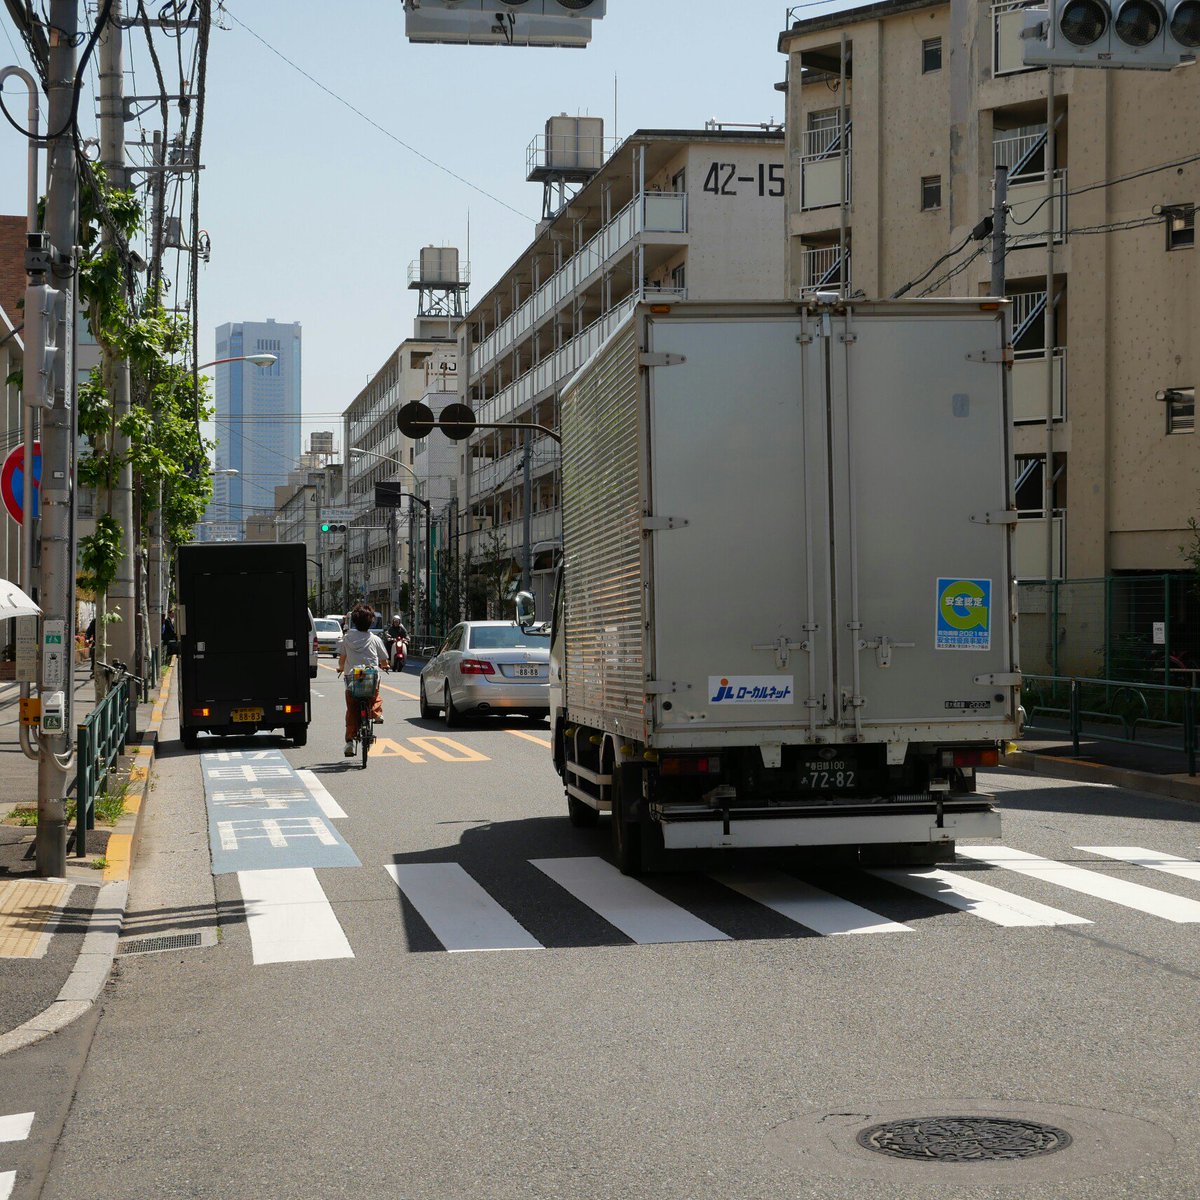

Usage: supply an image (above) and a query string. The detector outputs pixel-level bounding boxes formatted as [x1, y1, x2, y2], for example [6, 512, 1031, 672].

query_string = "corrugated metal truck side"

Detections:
[549, 300, 1020, 874]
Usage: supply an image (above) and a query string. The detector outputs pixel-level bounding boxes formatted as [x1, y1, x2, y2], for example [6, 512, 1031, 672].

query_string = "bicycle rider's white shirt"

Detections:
[339, 630, 388, 673]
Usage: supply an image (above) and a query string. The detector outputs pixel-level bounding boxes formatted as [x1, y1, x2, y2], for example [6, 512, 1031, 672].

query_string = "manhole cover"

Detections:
[856, 1116, 1072, 1162]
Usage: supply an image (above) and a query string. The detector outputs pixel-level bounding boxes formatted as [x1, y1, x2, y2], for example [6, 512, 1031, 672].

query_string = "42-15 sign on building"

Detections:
[702, 161, 785, 198]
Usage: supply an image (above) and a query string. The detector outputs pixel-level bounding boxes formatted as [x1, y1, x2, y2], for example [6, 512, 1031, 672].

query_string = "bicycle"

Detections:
[345, 665, 379, 769]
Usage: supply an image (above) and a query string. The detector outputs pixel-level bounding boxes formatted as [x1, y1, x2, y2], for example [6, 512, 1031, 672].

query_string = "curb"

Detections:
[0, 661, 175, 1058]
[1003, 747, 1200, 804]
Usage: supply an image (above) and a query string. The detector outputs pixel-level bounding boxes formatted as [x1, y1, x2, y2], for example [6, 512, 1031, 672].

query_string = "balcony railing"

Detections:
[993, 129, 1047, 180]
[1007, 171, 1068, 248]
[801, 245, 851, 291]
[1014, 512, 1066, 580]
[1012, 349, 1067, 422]
[798, 123, 851, 211]
[466, 509, 562, 563]
[993, 0, 1044, 75]
[475, 292, 640, 428]
[472, 433, 559, 498]
[470, 191, 688, 376]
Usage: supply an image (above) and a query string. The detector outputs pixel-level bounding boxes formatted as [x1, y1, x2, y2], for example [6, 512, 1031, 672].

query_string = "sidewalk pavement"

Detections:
[0, 662, 173, 1055]
[0, 667, 1197, 1055]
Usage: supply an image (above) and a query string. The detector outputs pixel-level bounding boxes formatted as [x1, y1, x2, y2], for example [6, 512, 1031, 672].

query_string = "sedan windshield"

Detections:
[468, 625, 548, 650]
[315, 619, 342, 633]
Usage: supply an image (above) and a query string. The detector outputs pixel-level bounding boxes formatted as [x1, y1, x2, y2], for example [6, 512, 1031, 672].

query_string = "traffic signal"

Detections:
[321, 522, 348, 533]
[1023, 0, 1200, 68]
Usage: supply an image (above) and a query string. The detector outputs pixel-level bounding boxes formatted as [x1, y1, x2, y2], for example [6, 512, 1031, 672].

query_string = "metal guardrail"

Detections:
[75, 672, 130, 855]
[1022, 673, 1198, 776]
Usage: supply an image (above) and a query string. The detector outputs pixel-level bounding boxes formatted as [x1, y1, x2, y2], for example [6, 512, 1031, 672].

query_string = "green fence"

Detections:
[75, 675, 129, 856]
[1018, 574, 1200, 691]
[1021, 673, 1198, 776]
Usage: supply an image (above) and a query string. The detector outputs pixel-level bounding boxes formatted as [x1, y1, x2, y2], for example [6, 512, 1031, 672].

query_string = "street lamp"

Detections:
[197, 353, 278, 370]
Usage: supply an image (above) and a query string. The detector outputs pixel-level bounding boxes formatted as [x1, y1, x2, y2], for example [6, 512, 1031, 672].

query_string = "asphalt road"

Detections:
[7, 660, 1200, 1199]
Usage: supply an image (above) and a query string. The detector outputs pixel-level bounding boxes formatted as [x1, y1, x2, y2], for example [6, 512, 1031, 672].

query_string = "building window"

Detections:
[671, 263, 686, 291]
[921, 175, 942, 211]
[922, 36, 943, 72]
[1165, 204, 1195, 250]
[1163, 386, 1194, 434]
[671, 167, 686, 193]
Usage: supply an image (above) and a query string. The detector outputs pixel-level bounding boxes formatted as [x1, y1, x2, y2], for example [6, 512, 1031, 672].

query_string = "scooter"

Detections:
[391, 635, 407, 674]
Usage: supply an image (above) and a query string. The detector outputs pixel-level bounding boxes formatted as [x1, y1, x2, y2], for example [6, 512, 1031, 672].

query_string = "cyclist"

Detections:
[336, 604, 389, 757]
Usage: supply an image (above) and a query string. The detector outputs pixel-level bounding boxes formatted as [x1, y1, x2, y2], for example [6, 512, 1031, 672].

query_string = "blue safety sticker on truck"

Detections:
[936, 578, 992, 651]
[709, 676, 794, 704]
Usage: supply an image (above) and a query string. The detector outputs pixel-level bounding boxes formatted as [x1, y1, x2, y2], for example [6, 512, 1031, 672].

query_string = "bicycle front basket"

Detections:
[346, 666, 378, 699]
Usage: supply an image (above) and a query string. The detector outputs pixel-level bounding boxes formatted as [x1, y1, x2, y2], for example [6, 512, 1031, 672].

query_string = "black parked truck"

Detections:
[176, 541, 312, 750]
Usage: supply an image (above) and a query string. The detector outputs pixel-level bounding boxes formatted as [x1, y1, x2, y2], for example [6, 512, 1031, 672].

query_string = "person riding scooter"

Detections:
[386, 615, 408, 673]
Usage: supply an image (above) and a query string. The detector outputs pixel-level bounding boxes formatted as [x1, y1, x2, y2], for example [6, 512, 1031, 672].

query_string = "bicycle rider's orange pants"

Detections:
[345, 685, 382, 741]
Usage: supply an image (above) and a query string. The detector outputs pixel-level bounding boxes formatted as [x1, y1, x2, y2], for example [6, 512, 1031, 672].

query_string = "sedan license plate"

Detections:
[231, 707, 263, 723]
[799, 760, 856, 790]
[515, 665, 542, 679]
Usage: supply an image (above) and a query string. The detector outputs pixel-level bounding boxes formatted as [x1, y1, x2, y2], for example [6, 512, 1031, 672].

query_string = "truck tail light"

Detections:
[940, 747, 999, 769]
[659, 754, 721, 776]
[280, 704, 300, 715]
[459, 658, 495, 675]
[191, 707, 210, 718]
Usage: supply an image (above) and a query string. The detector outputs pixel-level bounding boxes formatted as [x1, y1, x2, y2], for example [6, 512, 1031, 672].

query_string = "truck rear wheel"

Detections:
[286, 723, 307, 748]
[567, 792, 600, 828]
[610, 764, 643, 876]
[180, 728, 199, 751]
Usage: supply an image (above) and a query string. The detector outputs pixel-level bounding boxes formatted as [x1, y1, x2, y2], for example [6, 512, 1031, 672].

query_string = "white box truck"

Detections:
[548, 299, 1020, 874]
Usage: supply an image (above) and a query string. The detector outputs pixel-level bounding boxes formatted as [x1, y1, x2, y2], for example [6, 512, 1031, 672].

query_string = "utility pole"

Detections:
[389, 505, 398, 616]
[990, 165, 1008, 299]
[521, 430, 532, 592]
[99, 0, 138, 731]
[35, 0, 81, 876]
[147, 128, 166, 667]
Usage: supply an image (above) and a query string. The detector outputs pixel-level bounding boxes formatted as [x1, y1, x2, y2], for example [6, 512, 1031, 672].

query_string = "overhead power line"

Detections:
[220, 3, 532, 223]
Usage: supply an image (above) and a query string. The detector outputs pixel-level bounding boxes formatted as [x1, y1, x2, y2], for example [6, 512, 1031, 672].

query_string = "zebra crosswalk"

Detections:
[225, 842, 1200, 963]
[0, 1110, 33, 1200]
[385, 844, 1200, 953]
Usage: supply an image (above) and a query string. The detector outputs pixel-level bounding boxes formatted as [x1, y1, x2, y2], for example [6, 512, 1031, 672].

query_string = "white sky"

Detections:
[0, 0, 849, 477]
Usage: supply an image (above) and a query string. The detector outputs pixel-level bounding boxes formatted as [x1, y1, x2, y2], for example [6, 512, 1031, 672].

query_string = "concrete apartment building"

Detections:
[340, 331, 457, 620]
[779, 1, 1199, 596]
[458, 126, 788, 615]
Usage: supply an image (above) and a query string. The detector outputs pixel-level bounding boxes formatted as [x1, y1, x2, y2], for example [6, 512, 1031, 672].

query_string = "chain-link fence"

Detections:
[1018, 574, 1200, 687]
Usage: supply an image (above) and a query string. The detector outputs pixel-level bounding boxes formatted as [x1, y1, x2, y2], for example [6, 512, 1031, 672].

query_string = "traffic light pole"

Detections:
[35, 0, 80, 877]
[1044, 66, 1057, 608]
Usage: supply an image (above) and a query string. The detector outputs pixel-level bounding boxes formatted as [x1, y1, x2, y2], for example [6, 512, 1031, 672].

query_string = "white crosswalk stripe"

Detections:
[1077, 846, 1200, 882]
[532, 857, 731, 945]
[0, 1110, 33, 1200]
[386, 864, 542, 952]
[713, 870, 913, 935]
[868, 865, 1090, 927]
[957, 845, 1200, 923]
[239, 868, 355, 965]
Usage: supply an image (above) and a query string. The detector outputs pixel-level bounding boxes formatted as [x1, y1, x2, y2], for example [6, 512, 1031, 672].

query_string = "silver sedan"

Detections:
[419, 620, 550, 725]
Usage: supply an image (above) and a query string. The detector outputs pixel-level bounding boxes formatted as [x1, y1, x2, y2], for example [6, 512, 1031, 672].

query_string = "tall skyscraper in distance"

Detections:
[209, 319, 302, 536]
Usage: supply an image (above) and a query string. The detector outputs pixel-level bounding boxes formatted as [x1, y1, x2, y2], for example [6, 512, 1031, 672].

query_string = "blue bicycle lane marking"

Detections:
[200, 749, 360, 875]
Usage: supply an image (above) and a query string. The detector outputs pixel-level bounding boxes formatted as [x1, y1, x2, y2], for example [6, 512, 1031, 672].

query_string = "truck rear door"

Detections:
[644, 312, 832, 739]
[825, 307, 1016, 739]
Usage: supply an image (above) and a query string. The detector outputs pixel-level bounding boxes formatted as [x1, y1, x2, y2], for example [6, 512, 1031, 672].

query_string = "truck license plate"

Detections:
[515, 666, 541, 678]
[799, 761, 856, 790]
[231, 707, 263, 723]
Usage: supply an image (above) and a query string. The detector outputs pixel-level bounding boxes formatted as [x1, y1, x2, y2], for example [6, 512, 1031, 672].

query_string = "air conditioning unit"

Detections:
[413, 1, 604, 12]
[404, 0, 604, 45]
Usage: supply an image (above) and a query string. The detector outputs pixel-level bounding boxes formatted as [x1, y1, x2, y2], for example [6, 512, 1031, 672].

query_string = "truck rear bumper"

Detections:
[659, 807, 1001, 850]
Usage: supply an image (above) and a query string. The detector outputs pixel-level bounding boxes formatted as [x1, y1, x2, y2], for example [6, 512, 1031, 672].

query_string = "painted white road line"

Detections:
[296, 769, 347, 819]
[0, 1112, 33, 1143]
[238, 868, 354, 965]
[713, 871, 912, 936]
[386, 864, 542, 952]
[869, 866, 1090, 927]
[1078, 846, 1200, 883]
[531, 857, 732, 945]
[0, 1170, 14, 1200]
[957, 845, 1200, 923]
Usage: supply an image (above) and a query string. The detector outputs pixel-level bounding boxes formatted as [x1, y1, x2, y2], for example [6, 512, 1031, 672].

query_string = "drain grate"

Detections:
[119, 932, 204, 956]
[856, 1116, 1072, 1162]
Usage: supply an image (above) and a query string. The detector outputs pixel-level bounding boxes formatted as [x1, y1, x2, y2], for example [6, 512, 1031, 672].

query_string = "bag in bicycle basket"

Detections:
[346, 666, 379, 700]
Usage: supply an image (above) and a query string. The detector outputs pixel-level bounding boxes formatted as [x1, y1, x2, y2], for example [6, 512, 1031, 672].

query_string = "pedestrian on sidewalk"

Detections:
[161, 611, 177, 662]
[85, 615, 96, 678]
